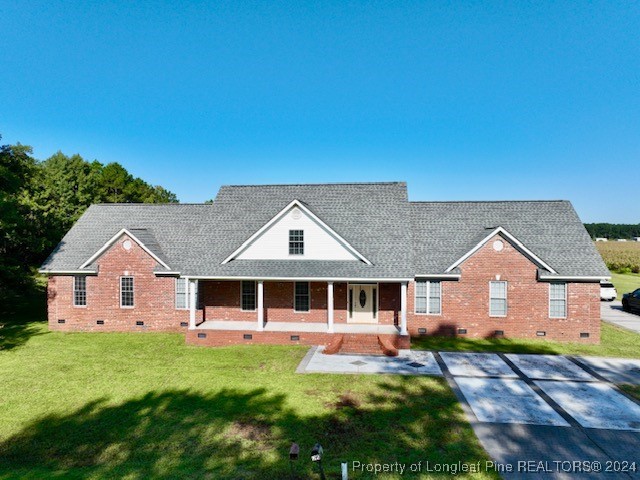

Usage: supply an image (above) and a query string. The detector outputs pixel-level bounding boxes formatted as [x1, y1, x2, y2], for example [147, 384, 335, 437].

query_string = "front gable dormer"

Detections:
[222, 200, 371, 264]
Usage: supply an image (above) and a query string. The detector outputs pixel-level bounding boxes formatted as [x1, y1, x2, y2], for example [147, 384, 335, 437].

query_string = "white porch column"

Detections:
[327, 281, 334, 333]
[257, 280, 264, 331]
[188, 278, 197, 329]
[400, 282, 408, 335]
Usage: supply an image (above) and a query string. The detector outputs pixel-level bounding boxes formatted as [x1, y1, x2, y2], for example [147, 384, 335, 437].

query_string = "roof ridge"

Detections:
[410, 200, 568, 204]
[90, 203, 211, 206]
[220, 181, 406, 188]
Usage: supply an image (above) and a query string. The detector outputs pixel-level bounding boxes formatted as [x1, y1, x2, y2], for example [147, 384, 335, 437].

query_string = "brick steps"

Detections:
[322, 333, 400, 356]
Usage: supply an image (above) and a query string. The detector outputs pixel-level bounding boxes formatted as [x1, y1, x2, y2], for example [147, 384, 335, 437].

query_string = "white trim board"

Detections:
[39, 269, 98, 275]
[445, 227, 557, 274]
[79, 228, 171, 270]
[221, 200, 372, 265]
[538, 275, 609, 282]
[186, 275, 413, 282]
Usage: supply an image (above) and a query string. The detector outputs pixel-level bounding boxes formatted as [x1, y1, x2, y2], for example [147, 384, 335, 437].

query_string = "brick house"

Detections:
[40, 182, 609, 354]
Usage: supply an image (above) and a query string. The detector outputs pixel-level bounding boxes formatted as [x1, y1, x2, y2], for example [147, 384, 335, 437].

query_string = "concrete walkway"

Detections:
[601, 301, 640, 334]
[298, 347, 442, 375]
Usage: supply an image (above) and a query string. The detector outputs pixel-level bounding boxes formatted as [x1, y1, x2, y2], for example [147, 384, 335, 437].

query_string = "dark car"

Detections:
[622, 288, 640, 313]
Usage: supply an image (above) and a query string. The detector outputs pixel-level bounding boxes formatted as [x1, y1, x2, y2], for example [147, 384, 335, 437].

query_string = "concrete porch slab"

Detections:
[301, 347, 442, 376]
[196, 320, 399, 334]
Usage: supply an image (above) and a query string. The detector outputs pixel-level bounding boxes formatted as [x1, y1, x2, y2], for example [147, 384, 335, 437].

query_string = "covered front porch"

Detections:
[183, 278, 410, 354]
[184, 278, 409, 334]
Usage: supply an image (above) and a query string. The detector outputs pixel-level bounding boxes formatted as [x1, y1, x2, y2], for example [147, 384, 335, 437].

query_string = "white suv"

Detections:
[600, 282, 617, 301]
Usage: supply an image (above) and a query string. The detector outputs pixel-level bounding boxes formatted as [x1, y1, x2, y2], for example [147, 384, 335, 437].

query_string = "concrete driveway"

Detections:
[437, 352, 640, 479]
[601, 300, 640, 334]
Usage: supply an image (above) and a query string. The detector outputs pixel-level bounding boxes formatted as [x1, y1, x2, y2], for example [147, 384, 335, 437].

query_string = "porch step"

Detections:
[323, 334, 344, 355]
[324, 333, 398, 356]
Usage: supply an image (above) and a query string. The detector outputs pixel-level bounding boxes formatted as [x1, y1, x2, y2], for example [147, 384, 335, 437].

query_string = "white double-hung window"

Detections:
[176, 278, 187, 309]
[549, 282, 567, 318]
[489, 281, 507, 316]
[415, 281, 441, 315]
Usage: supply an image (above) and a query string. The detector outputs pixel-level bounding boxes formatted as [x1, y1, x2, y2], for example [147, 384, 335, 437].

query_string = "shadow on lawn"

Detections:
[0, 281, 47, 351]
[0, 378, 486, 479]
[410, 323, 561, 355]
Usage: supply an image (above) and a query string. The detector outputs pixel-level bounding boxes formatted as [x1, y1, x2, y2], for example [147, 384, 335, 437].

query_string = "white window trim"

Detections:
[445, 227, 557, 274]
[240, 280, 257, 312]
[175, 278, 187, 310]
[489, 281, 507, 317]
[80, 228, 171, 270]
[414, 280, 442, 316]
[288, 229, 305, 257]
[293, 281, 311, 313]
[549, 282, 567, 319]
[73, 275, 87, 308]
[120, 276, 135, 309]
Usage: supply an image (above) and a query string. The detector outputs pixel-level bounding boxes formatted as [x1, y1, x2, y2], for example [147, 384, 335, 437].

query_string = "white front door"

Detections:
[348, 284, 377, 323]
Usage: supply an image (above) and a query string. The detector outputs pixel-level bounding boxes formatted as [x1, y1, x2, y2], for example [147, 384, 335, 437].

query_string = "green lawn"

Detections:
[412, 322, 640, 359]
[0, 318, 495, 479]
[610, 272, 640, 299]
[620, 385, 640, 401]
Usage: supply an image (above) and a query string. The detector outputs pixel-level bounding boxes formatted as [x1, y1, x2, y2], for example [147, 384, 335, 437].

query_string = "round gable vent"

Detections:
[122, 240, 132, 251]
[291, 208, 302, 220]
[492, 240, 504, 252]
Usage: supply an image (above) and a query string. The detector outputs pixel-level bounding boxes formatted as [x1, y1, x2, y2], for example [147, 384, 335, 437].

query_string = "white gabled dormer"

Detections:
[222, 200, 371, 264]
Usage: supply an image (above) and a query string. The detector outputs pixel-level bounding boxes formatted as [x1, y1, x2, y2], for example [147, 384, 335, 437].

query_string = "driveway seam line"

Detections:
[497, 353, 580, 428]
[432, 351, 480, 424]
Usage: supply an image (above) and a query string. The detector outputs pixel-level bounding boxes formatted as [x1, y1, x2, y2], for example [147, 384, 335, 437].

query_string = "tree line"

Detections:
[584, 223, 640, 240]
[0, 135, 178, 304]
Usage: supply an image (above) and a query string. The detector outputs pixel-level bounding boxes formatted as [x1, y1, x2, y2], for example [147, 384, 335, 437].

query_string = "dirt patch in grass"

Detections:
[226, 420, 272, 442]
[333, 392, 361, 410]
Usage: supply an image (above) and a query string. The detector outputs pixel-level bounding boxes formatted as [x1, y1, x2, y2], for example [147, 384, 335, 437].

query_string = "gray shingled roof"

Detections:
[184, 183, 413, 278]
[411, 201, 609, 277]
[41, 183, 414, 279]
[40, 184, 608, 279]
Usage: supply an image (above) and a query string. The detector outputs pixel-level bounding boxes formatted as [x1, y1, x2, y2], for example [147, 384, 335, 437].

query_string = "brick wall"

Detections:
[47, 234, 197, 332]
[407, 234, 601, 343]
[47, 232, 599, 343]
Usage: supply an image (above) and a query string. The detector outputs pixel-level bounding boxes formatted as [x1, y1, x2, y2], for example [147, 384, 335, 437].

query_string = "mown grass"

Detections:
[412, 322, 640, 359]
[619, 384, 640, 401]
[610, 272, 640, 299]
[0, 313, 495, 479]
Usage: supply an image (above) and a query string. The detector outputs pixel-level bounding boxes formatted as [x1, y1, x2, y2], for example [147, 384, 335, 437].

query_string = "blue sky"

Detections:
[1, 1, 638, 222]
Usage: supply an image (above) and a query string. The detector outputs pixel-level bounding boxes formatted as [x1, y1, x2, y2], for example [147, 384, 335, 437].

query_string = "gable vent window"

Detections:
[120, 276, 134, 308]
[549, 282, 567, 318]
[241, 281, 256, 311]
[73, 276, 87, 307]
[415, 281, 441, 315]
[289, 230, 304, 255]
[294, 282, 310, 312]
[489, 281, 507, 317]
